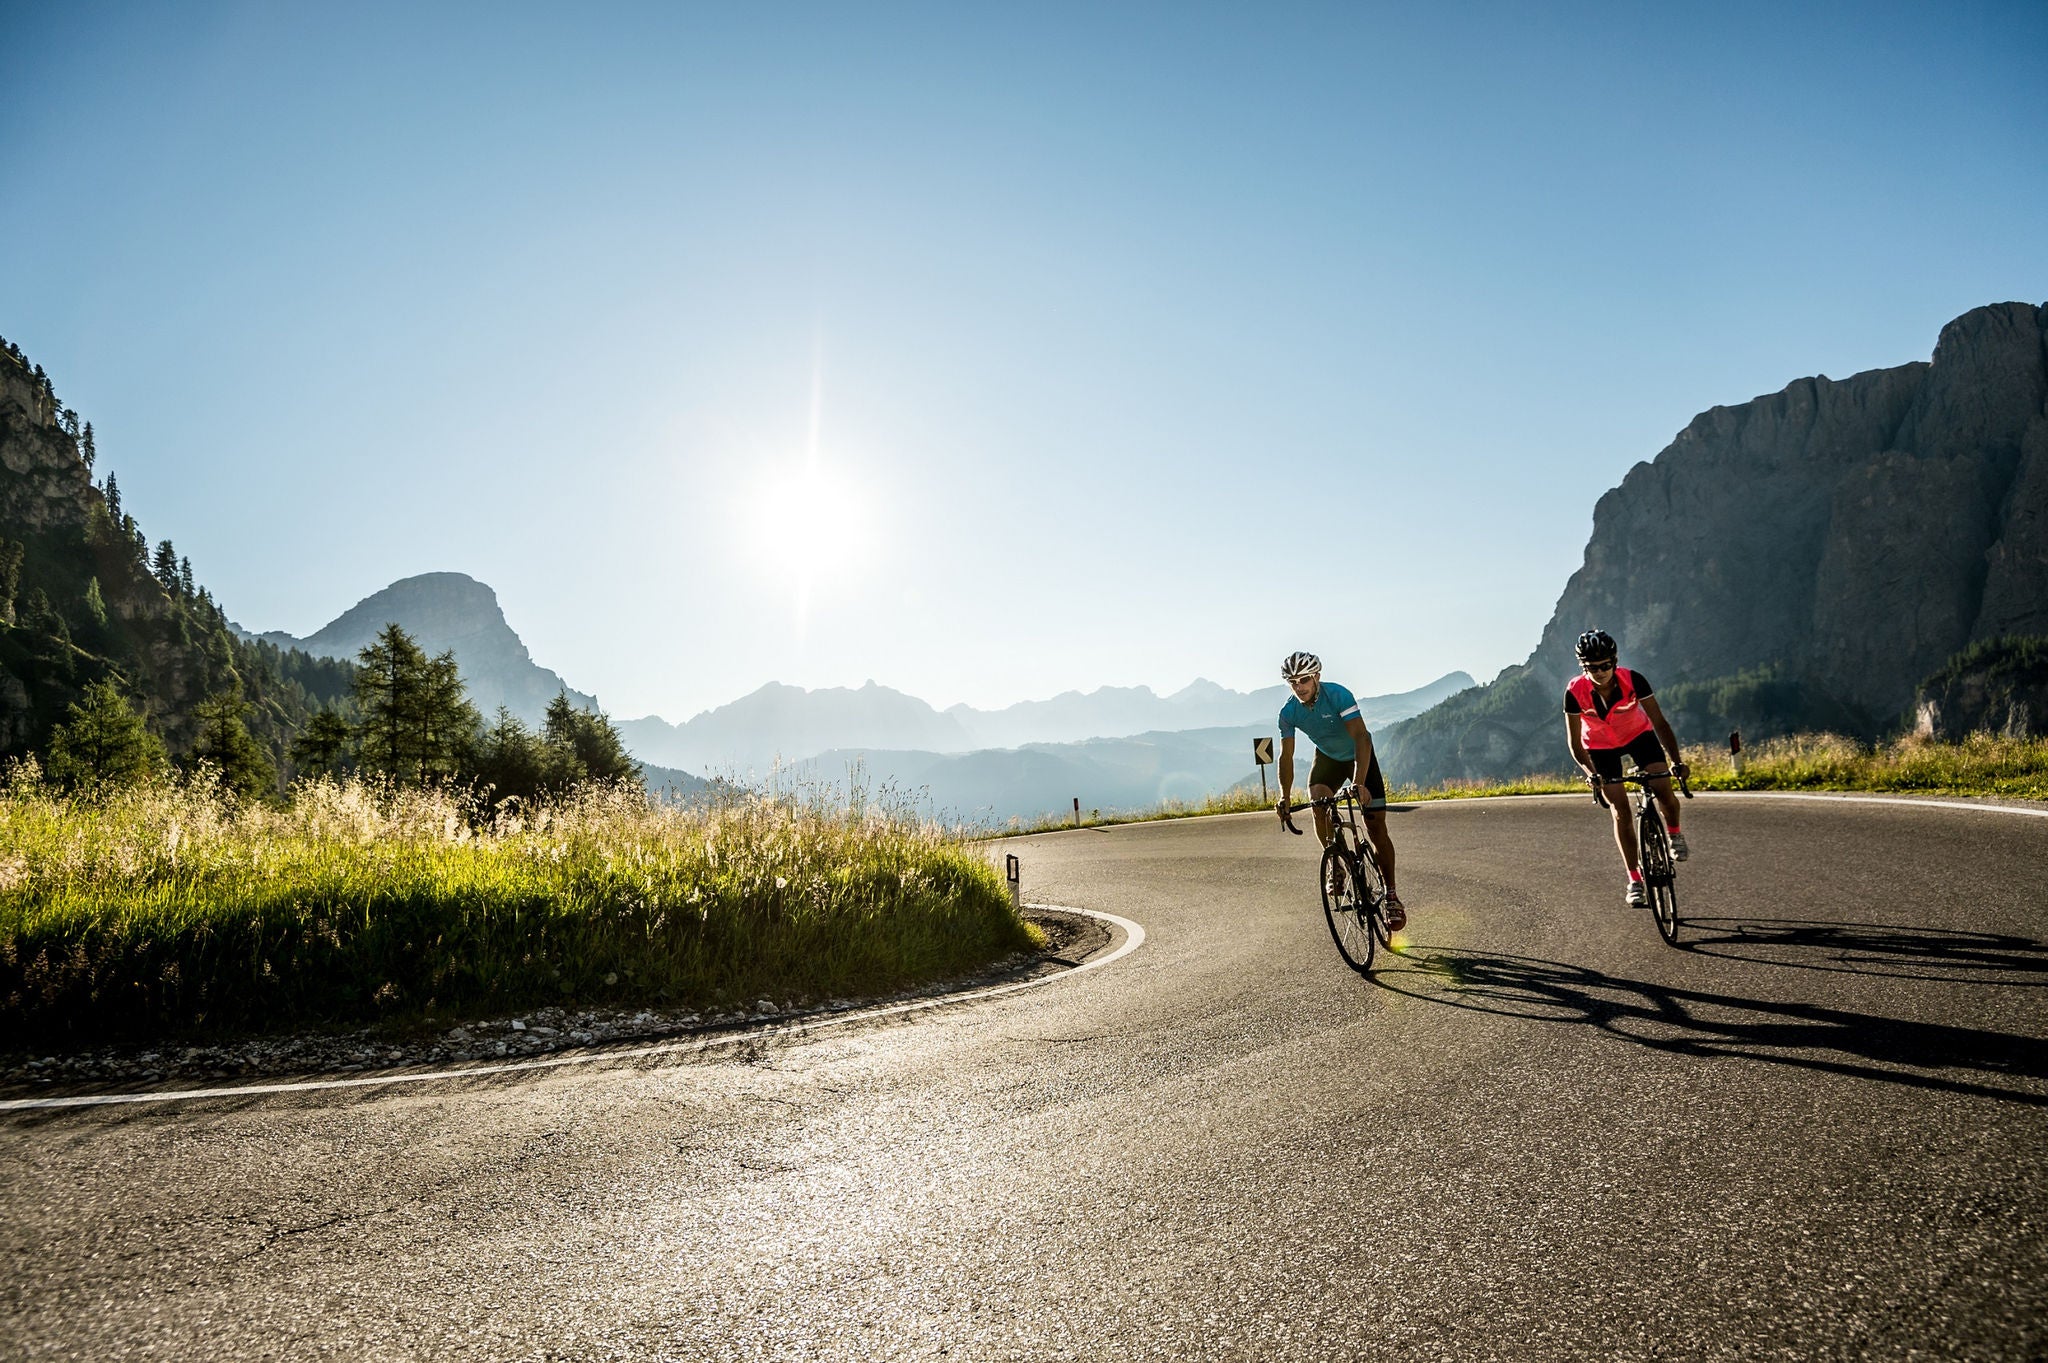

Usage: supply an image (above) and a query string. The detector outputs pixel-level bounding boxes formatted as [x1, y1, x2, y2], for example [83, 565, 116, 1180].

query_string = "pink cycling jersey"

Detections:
[1566, 668, 1655, 749]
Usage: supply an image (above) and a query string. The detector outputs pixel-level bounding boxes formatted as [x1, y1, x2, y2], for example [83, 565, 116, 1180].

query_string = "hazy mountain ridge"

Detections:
[785, 724, 1289, 826]
[616, 671, 1475, 775]
[1380, 300, 2048, 786]
[251, 572, 599, 729]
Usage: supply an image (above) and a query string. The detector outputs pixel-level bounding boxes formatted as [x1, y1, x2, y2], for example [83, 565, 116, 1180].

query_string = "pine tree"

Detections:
[152, 540, 179, 593]
[542, 692, 642, 789]
[178, 556, 194, 598]
[104, 473, 121, 521]
[84, 576, 107, 627]
[289, 709, 354, 776]
[48, 680, 167, 790]
[81, 421, 95, 471]
[185, 689, 278, 800]
[472, 706, 550, 804]
[352, 624, 480, 785]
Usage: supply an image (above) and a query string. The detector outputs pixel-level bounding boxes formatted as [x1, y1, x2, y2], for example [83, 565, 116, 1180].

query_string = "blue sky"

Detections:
[4, 1, 2043, 721]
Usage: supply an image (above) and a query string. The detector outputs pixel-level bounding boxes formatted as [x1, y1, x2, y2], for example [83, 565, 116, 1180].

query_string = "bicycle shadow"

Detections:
[1370, 945, 2048, 1107]
[1677, 917, 2048, 987]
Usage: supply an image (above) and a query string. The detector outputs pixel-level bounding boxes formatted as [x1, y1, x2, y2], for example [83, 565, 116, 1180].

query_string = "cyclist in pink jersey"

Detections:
[1563, 629, 1691, 907]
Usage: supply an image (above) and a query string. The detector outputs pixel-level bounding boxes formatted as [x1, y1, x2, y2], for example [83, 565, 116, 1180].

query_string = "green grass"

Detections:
[1683, 731, 2048, 799]
[0, 765, 1038, 1048]
[994, 733, 2048, 836]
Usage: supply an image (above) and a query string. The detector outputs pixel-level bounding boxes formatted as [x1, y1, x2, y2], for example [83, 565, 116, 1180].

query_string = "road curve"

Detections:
[4, 794, 2045, 1361]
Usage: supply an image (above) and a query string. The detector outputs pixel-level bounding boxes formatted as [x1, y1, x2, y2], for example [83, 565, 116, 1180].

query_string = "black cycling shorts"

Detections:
[1309, 749, 1387, 809]
[1588, 730, 1669, 783]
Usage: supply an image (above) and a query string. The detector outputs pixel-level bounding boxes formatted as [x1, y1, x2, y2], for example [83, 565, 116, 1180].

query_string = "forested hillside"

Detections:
[0, 336, 349, 779]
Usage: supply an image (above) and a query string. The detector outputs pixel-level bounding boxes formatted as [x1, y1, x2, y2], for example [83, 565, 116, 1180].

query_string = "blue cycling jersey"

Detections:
[1278, 681, 1362, 761]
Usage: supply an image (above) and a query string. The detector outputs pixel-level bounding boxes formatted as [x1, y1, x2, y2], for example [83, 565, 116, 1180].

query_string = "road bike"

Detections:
[1280, 785, 1391, 971]
[1591, 766, 1695, 945]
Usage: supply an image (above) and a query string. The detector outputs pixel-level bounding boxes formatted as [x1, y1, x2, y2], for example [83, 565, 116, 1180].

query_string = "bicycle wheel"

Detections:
[1320, 845, 1376, 971]
[1353, 841, 1392, 947]
[1638, 810, 1680, 945]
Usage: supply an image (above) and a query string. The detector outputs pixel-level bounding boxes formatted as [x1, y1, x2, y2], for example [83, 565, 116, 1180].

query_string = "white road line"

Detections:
[0, 904, 1144, 1114]
[1691, 791, 2048, 819]
[1203, 792, 2048, 819]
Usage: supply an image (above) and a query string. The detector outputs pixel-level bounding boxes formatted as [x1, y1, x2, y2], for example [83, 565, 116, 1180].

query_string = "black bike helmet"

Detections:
[1574, 629, 1618, 663]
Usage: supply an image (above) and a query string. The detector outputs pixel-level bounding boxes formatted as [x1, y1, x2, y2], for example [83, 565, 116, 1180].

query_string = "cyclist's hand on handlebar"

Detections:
[1278, 798, 1304, 835]
[1672, 761, 1691, 780]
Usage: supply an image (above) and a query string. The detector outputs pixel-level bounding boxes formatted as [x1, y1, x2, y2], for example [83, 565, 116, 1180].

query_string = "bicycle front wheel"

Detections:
[1353, 842, 1392, 947]
[1320, 845, 1376, 971]
[1639, 813, 1680, 946]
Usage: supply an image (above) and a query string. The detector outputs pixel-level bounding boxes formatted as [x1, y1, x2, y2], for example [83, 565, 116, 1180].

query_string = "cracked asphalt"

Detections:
[3, 794, 2045, 1361]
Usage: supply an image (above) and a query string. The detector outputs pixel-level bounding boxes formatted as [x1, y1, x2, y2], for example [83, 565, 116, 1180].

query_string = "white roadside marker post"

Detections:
[1730, 729, 1746, 777]
[1005, 853, 1022, 912]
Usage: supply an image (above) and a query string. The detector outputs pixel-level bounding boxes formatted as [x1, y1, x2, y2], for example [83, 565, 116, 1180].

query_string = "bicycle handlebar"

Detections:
[1588, 766, 1694, 809]
[1278, 787, 1359, 835]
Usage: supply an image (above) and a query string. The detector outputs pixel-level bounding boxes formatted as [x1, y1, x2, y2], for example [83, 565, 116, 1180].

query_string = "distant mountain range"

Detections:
[616, 672, 1474, 776]
[242, 568, 1473, 815]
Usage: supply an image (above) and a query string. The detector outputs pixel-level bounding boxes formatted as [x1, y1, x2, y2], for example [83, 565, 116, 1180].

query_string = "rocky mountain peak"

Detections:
[1385, 301, 2048, 786]
[263, 571, 597, 727]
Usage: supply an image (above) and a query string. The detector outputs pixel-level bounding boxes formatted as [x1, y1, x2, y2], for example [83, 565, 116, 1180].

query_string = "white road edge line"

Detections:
[1683, 791, 2048, 818]
[1205, 792, 2048, 819]
[0, 904, 1145, 1114]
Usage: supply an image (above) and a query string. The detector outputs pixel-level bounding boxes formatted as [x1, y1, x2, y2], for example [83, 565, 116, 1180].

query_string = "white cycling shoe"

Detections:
[1625, 879, 1649, 908]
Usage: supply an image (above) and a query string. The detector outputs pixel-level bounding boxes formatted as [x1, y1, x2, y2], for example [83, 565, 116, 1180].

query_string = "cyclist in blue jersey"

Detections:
[1275, 651, 1405, 931]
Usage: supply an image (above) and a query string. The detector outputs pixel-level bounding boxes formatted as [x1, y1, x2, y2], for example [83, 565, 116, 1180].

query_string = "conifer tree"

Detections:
[84, 576, 107, 627]
[48, 680, 167, 790]
[352, 624, 480, 785]
[81, 421, 95, 471]
[178, 556, 194, 598]
[543, 691, 643, 788]
[186, 689, 277, 799]
[153, 540, 179, 593]
[104, 473, 121, 521]
[472, 706, 550, 803]
[289, 709, 355, 777]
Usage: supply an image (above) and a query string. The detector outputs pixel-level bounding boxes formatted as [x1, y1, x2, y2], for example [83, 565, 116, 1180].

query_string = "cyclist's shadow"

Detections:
[1370, 939, 2048, 1107]
[1679, 916, 2048, 985]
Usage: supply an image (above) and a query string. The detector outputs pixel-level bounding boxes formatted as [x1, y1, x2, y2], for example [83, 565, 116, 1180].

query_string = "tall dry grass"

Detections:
[0, 762, 1035, 1046]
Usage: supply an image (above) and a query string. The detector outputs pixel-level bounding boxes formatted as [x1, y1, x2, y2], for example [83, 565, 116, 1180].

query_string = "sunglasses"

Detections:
[1582, 660, 1617, 673]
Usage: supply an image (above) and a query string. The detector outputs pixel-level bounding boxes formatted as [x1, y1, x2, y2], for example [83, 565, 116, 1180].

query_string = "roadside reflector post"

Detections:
[1005, 853, 1021, 911]
[1073, 796, 1081, 828]
[1729, 730, 1746, 776]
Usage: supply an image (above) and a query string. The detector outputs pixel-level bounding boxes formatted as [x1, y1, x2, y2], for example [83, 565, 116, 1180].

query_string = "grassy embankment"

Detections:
[1003, 732, 2048, 834]
[0, 768, 1038, 1048]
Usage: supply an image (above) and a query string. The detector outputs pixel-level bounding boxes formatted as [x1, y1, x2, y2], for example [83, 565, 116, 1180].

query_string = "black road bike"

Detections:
[1281, 785, 1391, 971]
[1591, 767, 1695, 945]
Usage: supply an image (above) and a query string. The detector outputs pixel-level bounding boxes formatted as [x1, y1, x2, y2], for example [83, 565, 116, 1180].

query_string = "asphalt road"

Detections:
[4, 794, 2046, 1361]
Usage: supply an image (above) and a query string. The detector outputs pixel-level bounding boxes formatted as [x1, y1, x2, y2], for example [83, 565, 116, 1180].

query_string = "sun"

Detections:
[748, 460, 872, 607]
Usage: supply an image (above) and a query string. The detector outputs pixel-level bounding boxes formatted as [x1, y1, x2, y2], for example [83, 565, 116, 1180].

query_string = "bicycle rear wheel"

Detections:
[1320, 845, 1376, 971]
[1639, 810, 1680, 945]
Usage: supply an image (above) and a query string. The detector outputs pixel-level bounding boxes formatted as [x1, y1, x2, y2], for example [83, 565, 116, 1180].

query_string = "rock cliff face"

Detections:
[1383, 301, 2048, 785]
[256, 572, 598, 729]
